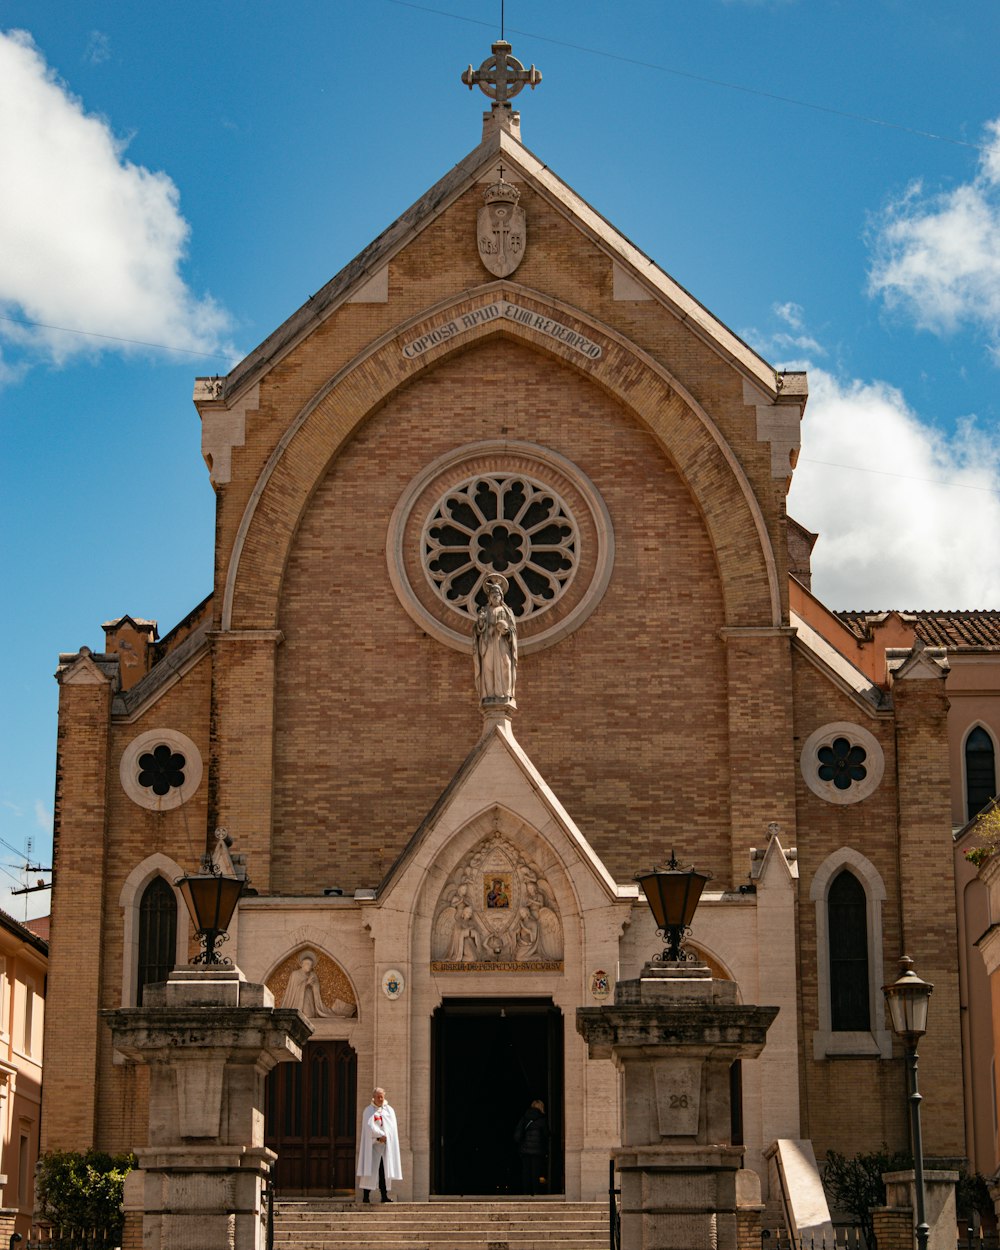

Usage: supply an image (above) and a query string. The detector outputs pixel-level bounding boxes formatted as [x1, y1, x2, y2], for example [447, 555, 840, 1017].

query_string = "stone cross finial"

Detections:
[462, 40, 541, 106]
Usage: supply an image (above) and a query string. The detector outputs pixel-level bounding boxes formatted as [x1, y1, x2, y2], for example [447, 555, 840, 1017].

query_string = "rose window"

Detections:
[817, 737, 867, 791]
[423, 474, 577, 619]
[138, 744, 187, 797]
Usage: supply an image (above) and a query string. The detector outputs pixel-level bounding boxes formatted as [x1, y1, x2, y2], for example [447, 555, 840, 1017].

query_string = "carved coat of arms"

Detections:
[477, 177, 526, 278]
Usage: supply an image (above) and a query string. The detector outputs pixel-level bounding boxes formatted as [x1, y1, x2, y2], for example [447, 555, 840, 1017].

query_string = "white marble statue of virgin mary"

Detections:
[473, 574, 517, 703]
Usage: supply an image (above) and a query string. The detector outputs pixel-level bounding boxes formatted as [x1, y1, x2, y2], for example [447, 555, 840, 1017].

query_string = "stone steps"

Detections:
[273, 1199, 609, 1250]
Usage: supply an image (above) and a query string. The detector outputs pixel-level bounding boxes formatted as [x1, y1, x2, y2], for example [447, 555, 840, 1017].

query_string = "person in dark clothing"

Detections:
[513, 1099, 549, 1195]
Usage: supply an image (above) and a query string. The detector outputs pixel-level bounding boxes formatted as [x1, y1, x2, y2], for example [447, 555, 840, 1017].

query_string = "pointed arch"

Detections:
[963, 723, 997, 821]
[118, 852, 190, 1006]
[809, 848, 892, 1058]
[221, 283, 781, 633]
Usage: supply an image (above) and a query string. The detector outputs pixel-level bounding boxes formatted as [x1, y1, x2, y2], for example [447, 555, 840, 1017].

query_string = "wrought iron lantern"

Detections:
[883, 955, 933, 1045]
[635, 852, 711, 962]
[176, 857, 243, 965]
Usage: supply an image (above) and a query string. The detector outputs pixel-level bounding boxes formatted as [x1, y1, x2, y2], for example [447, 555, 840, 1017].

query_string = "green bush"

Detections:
[957, 1168, 993, 1224]
[35, 1149, 136, 1230]
[822, 1147, 912, 1250]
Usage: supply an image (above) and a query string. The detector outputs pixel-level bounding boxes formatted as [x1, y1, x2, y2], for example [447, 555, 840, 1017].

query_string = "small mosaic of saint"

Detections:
[485, 874, 511, 909]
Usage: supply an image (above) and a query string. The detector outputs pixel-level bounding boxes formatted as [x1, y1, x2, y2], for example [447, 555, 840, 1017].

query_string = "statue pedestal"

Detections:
[105, 966, 313, 1250]
[577, 961, 778, 1250]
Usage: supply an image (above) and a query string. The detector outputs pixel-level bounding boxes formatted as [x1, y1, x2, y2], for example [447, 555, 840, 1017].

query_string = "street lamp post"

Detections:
[883, 955, 934, 1250]
[635, 851, 711, 962]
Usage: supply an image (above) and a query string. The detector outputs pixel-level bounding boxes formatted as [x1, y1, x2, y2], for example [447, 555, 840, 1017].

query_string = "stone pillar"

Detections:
[880, 1170, 959, 1250]
[577, 961, 778, 1250]
[105, 966, 312, 1250]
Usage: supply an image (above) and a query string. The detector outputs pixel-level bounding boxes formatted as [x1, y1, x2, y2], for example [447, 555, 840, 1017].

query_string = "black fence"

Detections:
[609, 1157, 620, 1250]
[19, 1228, 121, 1250]
[761, 1227, 999, 1250]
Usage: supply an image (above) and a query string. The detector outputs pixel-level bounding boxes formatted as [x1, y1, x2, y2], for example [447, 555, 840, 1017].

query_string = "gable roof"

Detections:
[208, 129, 799, 408]
[378, 719, 630, 904]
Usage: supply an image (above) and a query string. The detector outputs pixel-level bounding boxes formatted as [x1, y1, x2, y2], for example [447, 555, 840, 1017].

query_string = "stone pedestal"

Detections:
[577, 961, 778, 1250]
[880, 1170, 959, 1250]
[105, 966, 313, 1250]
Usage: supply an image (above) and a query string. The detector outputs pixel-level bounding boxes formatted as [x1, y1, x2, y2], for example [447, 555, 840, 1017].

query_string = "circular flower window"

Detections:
[120, 729, 203, 811]
[800, 722, 884, 806]
[424, 474, 577, 620]
[817, 737, 867, 791]
[388, 440, 614, 654]
[138, 744, 188, 796]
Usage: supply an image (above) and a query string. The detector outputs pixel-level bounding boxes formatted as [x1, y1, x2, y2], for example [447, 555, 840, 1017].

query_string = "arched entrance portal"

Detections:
[265, 1039, 357, 1194]
[432, 998, 563, 1196]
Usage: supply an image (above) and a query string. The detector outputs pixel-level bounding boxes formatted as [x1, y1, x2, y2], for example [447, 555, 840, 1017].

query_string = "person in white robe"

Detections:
[356, 1087, 402, 1203]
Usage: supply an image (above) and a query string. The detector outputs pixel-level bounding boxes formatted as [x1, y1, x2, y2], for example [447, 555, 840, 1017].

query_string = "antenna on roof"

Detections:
[501, 0, 505, 40]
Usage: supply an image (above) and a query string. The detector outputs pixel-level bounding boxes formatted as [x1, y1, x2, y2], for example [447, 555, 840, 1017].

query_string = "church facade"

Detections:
[43, 44, 992, 1206]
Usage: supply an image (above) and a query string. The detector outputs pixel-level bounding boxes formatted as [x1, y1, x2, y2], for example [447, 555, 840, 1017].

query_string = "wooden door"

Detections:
[265, 1040, 357, 1193]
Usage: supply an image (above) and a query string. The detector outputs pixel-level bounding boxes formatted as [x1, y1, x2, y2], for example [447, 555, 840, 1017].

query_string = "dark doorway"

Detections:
[432, 998, 563, 1196]
[265, 1039, 357, 1194]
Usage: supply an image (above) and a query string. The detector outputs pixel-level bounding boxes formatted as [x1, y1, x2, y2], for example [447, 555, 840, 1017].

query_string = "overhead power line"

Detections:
[0, 312, 238, 362]
[799, 457, 1000, 494]
[387, 0, 980, 151]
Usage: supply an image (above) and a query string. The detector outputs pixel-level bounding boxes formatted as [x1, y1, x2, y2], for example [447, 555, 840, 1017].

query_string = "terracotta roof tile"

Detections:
[834, 610, 1000, 649]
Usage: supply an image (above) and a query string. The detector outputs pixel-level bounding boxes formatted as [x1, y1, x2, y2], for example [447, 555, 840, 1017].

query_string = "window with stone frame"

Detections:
[810, 849, 892, 1059]
[828, 869, 870, 1032]
[965, 726, 997, 821]
[138, 876, 177, 1004]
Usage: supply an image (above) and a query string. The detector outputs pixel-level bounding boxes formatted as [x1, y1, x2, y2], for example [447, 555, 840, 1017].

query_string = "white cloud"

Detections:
[0, 29, 234, 376]
[787, 368, 1000, 608]
[868, 118, 1000, 363]
[34, 800, 52, 833]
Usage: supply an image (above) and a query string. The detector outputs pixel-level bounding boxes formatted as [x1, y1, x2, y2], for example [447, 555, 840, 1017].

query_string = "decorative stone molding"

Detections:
[743, 379, 802, 482]
[119, 728, 203, 811]
[431, 832, 563, 970]
[799, 721, 884, 806]
[387, 440, 614, 655]
[198, 383, 259, 486]
[346, 265, 388, 303]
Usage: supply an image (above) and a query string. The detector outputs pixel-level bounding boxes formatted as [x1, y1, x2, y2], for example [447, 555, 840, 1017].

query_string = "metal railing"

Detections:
[761, 1227, 867, 1250]
[608, 1157, 620, 1250]
[761, 1227, 999, 1250]
[22, 1230, 121, 1250]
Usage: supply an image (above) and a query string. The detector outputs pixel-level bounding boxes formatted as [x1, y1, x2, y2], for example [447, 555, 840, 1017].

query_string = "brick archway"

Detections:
[221, 282, 780, 631]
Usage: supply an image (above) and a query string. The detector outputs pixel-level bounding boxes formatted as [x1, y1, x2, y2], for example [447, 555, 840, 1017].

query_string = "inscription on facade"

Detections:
[402, 301, 603, 361]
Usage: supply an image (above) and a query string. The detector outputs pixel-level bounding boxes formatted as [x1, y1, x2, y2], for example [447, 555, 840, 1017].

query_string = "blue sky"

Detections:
[2, 1, 999, 918]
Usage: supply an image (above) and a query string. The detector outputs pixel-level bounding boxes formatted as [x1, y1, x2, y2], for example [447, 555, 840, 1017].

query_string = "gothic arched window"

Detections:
[810, 849, 892, 1058]
[966, 727, 997, 822]
[828, 869, 870, 1031]
[138, 876, 177, 1004]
